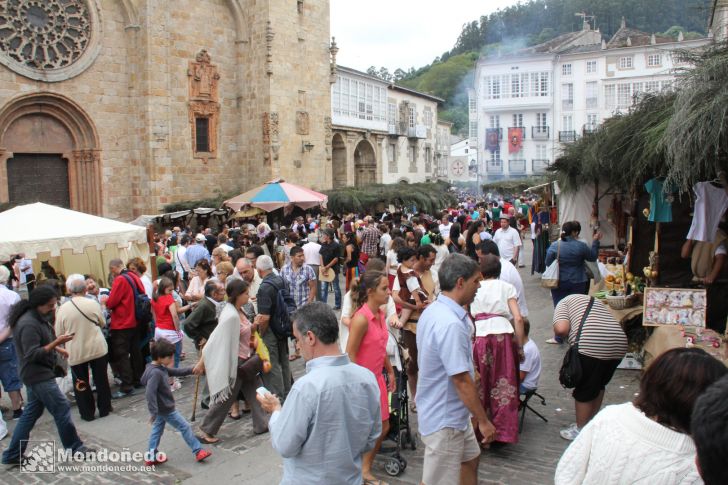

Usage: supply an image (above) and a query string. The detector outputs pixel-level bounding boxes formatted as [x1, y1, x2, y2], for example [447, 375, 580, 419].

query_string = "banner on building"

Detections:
[486, 128, 500, 152]
[508, 127, 524, 153]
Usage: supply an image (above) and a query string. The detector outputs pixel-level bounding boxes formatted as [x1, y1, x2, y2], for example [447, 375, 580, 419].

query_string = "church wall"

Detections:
[267, 0, 332, 191]
[130, 0, 240, 216]
[0, 0, 333, 220]
[0, 0, 134, 219]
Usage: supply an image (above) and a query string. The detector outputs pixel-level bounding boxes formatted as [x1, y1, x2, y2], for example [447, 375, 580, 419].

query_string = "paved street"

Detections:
[0, 243, 641, 484]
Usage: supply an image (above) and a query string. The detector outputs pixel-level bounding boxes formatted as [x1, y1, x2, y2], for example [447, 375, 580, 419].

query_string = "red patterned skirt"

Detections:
[472, 333, 520, 443]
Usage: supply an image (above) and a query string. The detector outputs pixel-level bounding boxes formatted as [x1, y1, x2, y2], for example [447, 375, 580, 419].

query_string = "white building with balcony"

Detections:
[472, 18, 710, 182]
[331, 66, 443, 187]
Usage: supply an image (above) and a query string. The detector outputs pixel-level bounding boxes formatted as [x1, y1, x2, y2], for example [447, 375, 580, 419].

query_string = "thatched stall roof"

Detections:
[663, 42, 728, 193]
[324, 182, 456, 215]
[551, 91, 676, 193]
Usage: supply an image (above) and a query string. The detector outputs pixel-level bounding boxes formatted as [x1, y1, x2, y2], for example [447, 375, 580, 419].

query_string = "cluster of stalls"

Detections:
[544, 43, 728, 366]
[1, 179, 328, 292]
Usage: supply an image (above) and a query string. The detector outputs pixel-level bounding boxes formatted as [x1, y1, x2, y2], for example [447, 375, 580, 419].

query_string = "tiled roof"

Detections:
[607, 27, 673, 48]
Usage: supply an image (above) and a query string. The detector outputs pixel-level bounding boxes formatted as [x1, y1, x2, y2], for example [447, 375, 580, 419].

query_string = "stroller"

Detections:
[378, 330, 416, 477]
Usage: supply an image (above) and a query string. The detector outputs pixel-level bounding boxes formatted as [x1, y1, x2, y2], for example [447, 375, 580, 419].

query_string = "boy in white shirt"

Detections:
[519, 318, 542, 393]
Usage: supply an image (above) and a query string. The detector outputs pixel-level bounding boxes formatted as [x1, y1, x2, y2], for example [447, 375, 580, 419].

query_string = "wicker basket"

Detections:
[605, 294, 637, 310]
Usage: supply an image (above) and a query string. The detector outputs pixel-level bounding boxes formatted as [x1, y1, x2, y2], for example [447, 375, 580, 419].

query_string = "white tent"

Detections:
[556, 183, 620, 248]
[0, 203, 148, 286]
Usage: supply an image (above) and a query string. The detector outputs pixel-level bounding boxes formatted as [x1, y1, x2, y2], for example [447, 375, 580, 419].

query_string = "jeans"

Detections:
[319, 271, 342, 308]
[2, 378, 83, 464]
[550, 280, 589, 307]
[174, 340, 182, 368]
[0, 338, 22, 392]
[148, 410, 201, 455]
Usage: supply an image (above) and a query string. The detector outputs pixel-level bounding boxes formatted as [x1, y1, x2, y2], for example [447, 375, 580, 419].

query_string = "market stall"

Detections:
[0, 202, 148, 289]
[549, 43, 728, 365]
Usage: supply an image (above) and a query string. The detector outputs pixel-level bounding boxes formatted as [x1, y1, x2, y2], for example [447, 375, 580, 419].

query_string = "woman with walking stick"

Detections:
[194, 279, 268, 444]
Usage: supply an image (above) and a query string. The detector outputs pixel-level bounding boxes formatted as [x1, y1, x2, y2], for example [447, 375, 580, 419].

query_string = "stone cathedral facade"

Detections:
[0, 0, 334, 220]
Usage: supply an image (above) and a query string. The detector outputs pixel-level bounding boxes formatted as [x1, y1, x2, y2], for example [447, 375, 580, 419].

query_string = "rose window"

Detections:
[0, 0, 100, 81]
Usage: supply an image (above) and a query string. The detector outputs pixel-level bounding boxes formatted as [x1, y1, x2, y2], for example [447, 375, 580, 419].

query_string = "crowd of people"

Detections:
[0, 195, 726, 485]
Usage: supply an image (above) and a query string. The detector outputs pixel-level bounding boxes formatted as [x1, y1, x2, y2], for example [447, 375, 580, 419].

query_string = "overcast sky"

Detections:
[330, 0, 517, 73]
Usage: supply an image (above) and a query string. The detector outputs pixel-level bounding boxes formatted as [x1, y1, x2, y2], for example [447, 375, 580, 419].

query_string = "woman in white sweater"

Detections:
[555, 348, 727, 485]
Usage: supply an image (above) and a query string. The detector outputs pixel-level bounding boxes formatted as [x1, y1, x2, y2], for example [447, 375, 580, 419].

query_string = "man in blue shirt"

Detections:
[257, 302, 381, 485]
[417, 253, 496, 485]
[185, 234, 211, 269]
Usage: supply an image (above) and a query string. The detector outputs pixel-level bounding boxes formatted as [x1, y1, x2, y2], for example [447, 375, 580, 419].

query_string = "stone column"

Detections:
[0, 148, 11, 203]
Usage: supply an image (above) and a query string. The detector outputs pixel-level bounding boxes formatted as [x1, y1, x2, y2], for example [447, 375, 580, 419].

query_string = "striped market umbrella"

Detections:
[224, 179, 328, 212]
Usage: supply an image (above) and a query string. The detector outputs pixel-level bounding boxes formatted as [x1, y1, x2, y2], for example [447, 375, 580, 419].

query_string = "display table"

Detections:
[643, 325, 728, 366]
[643, 326, 685, 365]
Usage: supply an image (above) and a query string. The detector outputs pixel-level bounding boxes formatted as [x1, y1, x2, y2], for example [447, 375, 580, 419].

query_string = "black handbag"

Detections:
[559, 297, 595, 389]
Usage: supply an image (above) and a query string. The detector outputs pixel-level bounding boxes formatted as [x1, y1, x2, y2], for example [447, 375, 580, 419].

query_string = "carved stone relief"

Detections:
[296, 111, 309, 135]
[324, 116, 332, 161]
[263, 111, 280, 163]
[265, 21, 274, 75]
[188, 50, 220, 161]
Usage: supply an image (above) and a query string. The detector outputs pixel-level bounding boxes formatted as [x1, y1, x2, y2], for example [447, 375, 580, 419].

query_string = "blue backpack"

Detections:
[121, 274, 153, 327]
[261, 279, 297, 338]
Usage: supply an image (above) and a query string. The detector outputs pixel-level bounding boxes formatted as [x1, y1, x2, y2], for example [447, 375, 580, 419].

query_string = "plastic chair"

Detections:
[519, 389, 548, 433]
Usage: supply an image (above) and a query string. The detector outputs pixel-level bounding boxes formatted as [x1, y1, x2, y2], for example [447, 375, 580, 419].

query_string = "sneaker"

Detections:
[195, 449, 212, 462]
[74, 446, 97, 460]
[560, 424, 580, 441]
[144, 451, 168, 466]
[546, 337, 563, 344]
[170, 379, 182, 392]
[12, 408, 23, 420]
[111, 389, 134, 399]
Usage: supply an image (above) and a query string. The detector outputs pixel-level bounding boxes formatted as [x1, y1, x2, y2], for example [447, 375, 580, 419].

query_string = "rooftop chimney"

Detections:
[650, 33, 656, 45]
[620, 17, 626, 29]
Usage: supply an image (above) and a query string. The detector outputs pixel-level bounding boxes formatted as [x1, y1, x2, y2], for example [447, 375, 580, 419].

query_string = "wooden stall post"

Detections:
[147, 225, 158, 281]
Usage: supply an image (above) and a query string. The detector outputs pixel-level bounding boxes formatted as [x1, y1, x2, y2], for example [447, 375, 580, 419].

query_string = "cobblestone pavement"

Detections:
[0, 244, 641, 484]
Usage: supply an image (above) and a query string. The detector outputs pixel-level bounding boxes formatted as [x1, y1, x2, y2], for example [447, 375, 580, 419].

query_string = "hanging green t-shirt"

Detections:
[644, 178, 673, 223]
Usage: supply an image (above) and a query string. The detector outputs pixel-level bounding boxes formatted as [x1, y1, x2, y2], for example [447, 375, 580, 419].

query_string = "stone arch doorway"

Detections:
[354, 139, 376, 187]
[0, 93, 101, 214]
[332, 134, 347, 189]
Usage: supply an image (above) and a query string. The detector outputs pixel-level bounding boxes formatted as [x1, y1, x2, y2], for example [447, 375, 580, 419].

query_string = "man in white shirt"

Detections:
[378, 225, 392, 258]
[438, 214, 452, 240]
[216, 233, 234, 253]
[302, 232, 322, 300]
[493, 216, 522, 266]
[15, 254, 34, 292]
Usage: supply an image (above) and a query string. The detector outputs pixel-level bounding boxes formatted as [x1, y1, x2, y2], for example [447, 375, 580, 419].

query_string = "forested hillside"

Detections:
[367, 0, 712, 134]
